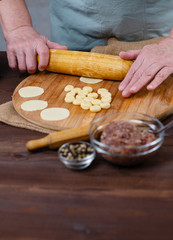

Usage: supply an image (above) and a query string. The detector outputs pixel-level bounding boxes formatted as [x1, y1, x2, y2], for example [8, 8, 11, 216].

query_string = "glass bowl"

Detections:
[58, 141, 96, 170]
[89, 112, 165, 167]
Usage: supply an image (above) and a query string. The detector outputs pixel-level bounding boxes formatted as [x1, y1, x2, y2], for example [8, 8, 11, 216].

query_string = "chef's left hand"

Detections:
[118, 35, 173, 97]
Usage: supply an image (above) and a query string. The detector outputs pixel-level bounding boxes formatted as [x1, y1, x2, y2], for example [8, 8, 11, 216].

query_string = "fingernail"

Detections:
[119, 85, 124, 91]
[122, 90, 128, 96]
[39, 67, 45, 71]
[130, 86, 137, 92]
[147, 84, 153, 90]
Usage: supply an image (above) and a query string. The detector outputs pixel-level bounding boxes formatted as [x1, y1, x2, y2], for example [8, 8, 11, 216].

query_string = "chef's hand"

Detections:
[118, 36, 173, 97]
[5, 26, 67, 73]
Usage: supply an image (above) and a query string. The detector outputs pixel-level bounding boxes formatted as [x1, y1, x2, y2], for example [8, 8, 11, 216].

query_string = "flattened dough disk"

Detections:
[19, 86, 44, 97]
[21, 100, 48, 111]
[80, 77, 103, 84]
[40, 107, 70, 121]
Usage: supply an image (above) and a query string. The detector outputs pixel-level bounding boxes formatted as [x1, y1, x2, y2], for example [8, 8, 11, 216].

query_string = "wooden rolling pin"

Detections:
[26, 125, 90, 151]
[46, 49, 133, 80]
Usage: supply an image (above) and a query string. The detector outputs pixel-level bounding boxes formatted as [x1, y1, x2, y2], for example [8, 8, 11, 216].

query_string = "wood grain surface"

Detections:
[13, 72, 173, 131]
[1, 52, 173, 240]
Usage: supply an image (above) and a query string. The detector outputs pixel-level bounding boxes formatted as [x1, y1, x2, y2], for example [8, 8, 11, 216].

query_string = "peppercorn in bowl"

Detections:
[89, 112, 165, 167]
[58, 141, 96, 170]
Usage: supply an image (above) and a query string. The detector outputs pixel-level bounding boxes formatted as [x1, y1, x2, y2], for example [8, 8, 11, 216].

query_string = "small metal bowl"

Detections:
[58, 141, 96, 170]
[89, 112, 165, 167]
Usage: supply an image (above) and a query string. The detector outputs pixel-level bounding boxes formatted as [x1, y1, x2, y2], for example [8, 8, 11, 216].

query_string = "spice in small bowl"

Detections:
[58, 141, 96, 170]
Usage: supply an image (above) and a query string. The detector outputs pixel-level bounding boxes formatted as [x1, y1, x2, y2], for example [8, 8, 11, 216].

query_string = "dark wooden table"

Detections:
[0, 52, 173, 240]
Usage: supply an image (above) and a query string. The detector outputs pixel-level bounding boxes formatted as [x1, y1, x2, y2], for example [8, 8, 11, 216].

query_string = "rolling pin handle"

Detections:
[26, 125, 90, 151]
[26, 136, 50, 151]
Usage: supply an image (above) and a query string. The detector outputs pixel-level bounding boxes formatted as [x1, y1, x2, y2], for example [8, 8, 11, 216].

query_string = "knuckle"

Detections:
[142, 45, 151, 53]
[7, 45, 15, 53]
[134, 71, 142, 79]
[16, 42, 25, 51]
[24, 41, 32, 49]
[39, 49, 48, 56]
[157, 71, 165, 78]
[145, 70, 153, 77]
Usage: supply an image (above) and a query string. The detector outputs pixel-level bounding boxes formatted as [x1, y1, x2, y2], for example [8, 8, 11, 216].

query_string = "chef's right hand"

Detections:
[5, 26, 67, 73]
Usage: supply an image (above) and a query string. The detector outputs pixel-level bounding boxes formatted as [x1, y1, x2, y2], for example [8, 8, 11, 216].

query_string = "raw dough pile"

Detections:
[64, 85, 112, 113]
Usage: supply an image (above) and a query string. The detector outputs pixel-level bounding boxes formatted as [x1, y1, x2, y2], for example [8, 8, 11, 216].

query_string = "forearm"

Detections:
[0, 0, 32, 39]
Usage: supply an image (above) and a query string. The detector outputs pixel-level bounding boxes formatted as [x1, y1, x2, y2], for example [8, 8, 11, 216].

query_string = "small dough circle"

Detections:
[100, 102, 111, 109]
[19, 86, 44, 98]
[81, 101, 92, 110]
[101, 92, 112, 99]
[73, 87, 82, 94]
[73, 99, 81, 105]
[65, 96, 75, 103]
[76, 94, 85, 100]
[21, 100, 48, 111]
[66, 92, 75, 98]
[64, 85, 74, 92]
[83, 86, 93, 93]
[41, 107, 70, 121]
[90, 105, 101, 113]
[80, 89, 89, 96]
[91, 99, 102, 105]
[88, 92, 98, 99]
[83, 97, 93, 103]
[101, 97, 112, 103]
[97, 88, 109, 95]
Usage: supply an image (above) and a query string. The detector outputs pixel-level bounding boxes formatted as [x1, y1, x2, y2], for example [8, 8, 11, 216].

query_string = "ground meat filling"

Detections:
[100, 122, 156, 154]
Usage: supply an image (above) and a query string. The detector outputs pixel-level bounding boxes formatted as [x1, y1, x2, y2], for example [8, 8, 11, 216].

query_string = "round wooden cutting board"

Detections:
[12, 72, 173, 131]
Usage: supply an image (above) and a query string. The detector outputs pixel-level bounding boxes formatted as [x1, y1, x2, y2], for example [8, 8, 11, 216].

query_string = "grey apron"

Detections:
[49, 0, 173, 50]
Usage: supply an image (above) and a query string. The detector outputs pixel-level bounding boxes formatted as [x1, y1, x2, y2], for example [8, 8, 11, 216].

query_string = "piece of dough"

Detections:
[87, 92, 98, 99]
[19, 86, 44, 98]
[80, 77, 103, 84]
[66, 92, 75, 98]
[81, 101, 92, 110]
[101, 97, 112, 103]
[76, 94, 85, 100]
[73, 87, 81, 94]
[65, 96, 75, 103]
[97, 88, 109, 94]
[82, 86, 93, 93]
[90, 105, 101, 113]
[73, 99, 81, 105]
[64, 83, 112, 113]
[40, 107, 70, 121]
[91, 99, 102, 105]
[64, 85, 74, 92]
[80, 89, 89, 96]
[21, 100, 48, 111]
[100, 102, 111, 109]
[83, 97, 93, 103]
[101, 92, 112, 98]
